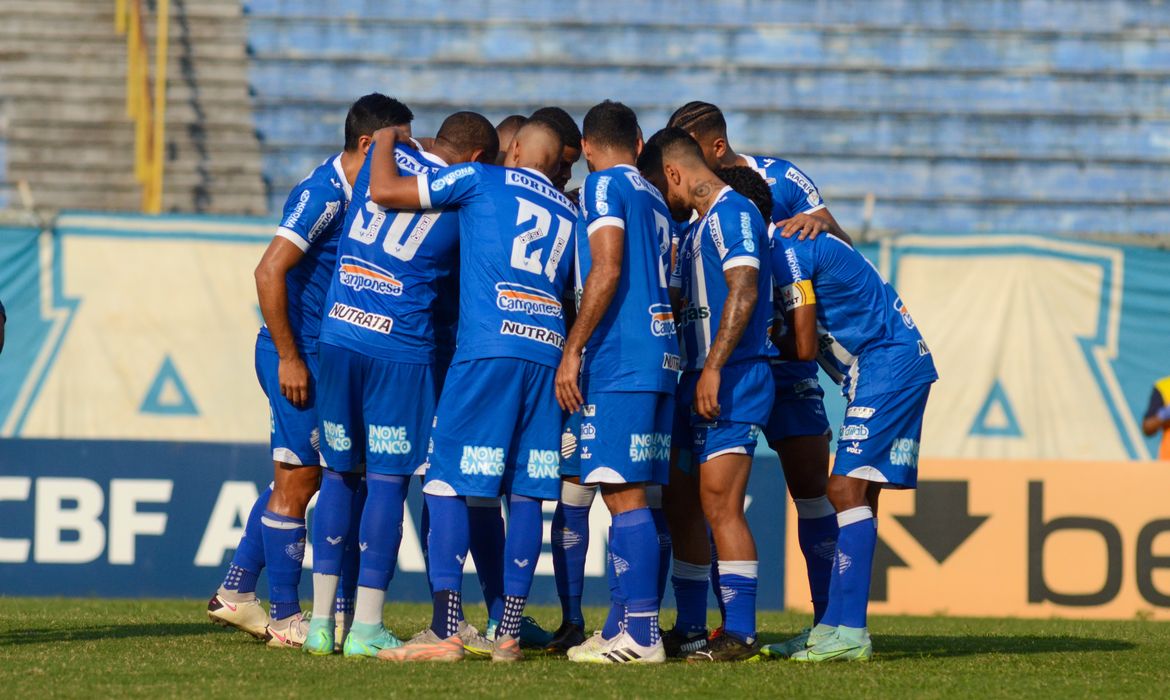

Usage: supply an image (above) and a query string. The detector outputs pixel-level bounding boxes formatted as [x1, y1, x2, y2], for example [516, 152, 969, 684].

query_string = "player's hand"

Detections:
[555, 351, 584, 413]
[278, 355, 310, 408]
[372, 126, 410, 144]
[777, 213, 831, 240]
[694, 366, 722, 420]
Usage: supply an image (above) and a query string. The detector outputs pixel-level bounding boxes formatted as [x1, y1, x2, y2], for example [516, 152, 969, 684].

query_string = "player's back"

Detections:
[262, 155, 350, 351]
[576, 164, 677, 392]
[319, 142, 458, 364]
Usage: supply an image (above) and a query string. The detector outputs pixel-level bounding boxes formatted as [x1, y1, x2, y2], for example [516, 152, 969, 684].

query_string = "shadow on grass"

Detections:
[0, 622, 221, 647]
[755, 632, 1134, 660]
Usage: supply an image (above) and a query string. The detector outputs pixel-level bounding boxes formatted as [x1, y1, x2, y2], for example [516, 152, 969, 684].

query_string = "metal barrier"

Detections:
[114, 0, 170, 214]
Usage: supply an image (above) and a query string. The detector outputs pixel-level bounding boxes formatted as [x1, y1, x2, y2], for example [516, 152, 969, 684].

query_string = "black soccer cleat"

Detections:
[545, 621, 587, 654]
[662, 626, 709, 659]
[685, 632, 761, 663]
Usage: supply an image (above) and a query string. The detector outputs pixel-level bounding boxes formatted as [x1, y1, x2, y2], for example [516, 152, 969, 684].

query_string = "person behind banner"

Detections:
[1143, 376, 1170, 460]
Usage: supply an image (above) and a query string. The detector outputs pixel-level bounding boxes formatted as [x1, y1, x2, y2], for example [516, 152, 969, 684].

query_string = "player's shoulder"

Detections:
[394, 141, 439, 175]
[715, 187, 766, 229]
[503, 166, 575, 212]
[299, 154, 348, 197]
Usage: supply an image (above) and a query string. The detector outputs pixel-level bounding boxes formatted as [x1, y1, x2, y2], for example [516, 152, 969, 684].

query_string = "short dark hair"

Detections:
[436, 111, 500, 163]
[529, 106, 581, 151]
[667, 101, 727, 139]
[344, 93, 414, 151]
[496, 114, 527, 132]
[582, 100, 639, 154]
[645, 127, 705, 166]
[522, 116, 566, 153]
[715, 166, 773, 223]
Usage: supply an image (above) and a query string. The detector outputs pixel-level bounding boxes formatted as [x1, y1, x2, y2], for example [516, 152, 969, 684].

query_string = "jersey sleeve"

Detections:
[774, 162, 826, 220]
[771, 237, 816, 312]
[1147, 387, 1166, 420]
[582, 172, 627, 236]
[417, 163, 483, 210]
[710, 206, 762, 272]
[276, 181, 343, 252]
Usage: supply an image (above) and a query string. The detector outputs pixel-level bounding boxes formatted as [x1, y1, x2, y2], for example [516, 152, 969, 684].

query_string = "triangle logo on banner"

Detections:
[970, 379, 1021, 437]
[140, 355, 199, 416]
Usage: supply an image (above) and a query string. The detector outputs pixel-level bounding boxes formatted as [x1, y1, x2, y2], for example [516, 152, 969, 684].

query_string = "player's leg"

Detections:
[467, 496, 506, 634]
[207, 481, 272, 638]
[548, 412, 594, 653]
[335, 475, 366, 648]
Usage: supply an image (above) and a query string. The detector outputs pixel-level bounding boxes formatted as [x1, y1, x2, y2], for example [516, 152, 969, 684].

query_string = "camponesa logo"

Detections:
[460, 445, 505, 476]
[527, 449, 560, 479]
[323, 421, 352, 452]
[495, 282, 563, 317]
[629, 433, 670, 462]
[648, 303, 676, 337]
[367, 424, 411, 456]
[894, 297, 917, 330]
[338, 256, 404, 296]
[430, 165, 475, 192]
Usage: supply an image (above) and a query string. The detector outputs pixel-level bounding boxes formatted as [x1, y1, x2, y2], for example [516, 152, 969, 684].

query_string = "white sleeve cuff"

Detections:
[722, 255, 760, 271]
[802, 204, 826, 215]
[417, 176, 432, 209]
[587, 216, 625, 236]
[274, 227, 310, 253]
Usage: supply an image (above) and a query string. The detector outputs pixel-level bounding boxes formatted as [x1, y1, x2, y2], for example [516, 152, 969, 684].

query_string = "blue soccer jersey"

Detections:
[318, 142, 459, 364]
[574, 164, 678, 393]
[259, 154, 350, 352]
[771, 233, 939, 400]
[418, 164, 577, 368]
[670, 186, 774, 372]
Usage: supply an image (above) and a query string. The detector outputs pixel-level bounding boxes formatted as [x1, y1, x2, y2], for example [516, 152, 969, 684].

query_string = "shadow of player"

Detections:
[0, 622, 223, 647]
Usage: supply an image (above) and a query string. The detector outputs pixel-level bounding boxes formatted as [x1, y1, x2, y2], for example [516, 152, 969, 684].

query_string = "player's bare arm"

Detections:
[1143, 412, 1170, 436]
[367, 127, 424, 209]
[778, 208, 853, 244]
[776, 303, 818, 362]
[556, 225, 624, 412]
[695, 265, 759, 419]
[255, 238, 310, 408]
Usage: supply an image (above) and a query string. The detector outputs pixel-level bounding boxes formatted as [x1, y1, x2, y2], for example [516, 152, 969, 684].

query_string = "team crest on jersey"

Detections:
[338, 256, 404, 296]
[648, 303, 676, 337]
[495, 282, 563, 317]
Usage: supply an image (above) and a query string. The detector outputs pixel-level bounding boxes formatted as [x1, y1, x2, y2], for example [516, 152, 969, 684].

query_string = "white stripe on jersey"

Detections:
[693, 239, 712, 368]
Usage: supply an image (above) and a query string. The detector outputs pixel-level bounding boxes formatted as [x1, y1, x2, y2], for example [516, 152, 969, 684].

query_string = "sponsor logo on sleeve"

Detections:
[282, 189, 312, 229]
[500, 320, 565, 349]
[740, 211, 756, 253]
[307, 200, 340, 242]
[918, 339, 932, 356]
[840, 424, 870, 441]
[784, 167, 816, 196]
[593, 175, 611, 216]
[495, 282, 564, 317]
[459, 445, 505, 476]
[648, 303, 676, 337]
[367, 424, 412, 455]
[629, 433, 671, 462]
[430, 165, 476, 192]
[707, 213, 727, 257]
[328, 302, 393, 334]
[338, 256, 404, 296]
[526, 449, 560, 479]
[846, 406, 876, 419]
[895, 297, 917, 330]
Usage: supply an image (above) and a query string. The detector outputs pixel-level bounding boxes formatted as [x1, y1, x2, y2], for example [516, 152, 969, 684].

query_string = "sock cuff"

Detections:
[794, 495, 836, 519]
[467, 496, 500, 508]
[612, 507, 653, 529]
[671, 559, 710, 581]
[837, 505, 874, 528]
[509, 493, 540, 506]
[367, 472, 409, 485]
[561, 480, 598, 507]
[644, 484, 663, 509]
[717, 560, 759, 578]
[261, 510, 305, 528]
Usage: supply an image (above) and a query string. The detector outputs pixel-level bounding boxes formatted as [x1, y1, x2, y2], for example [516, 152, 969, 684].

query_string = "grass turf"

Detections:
[1, 599, 1168, 698]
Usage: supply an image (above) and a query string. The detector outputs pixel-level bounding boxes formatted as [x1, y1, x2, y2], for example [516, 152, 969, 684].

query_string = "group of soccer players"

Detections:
[206, 92, 938, 664]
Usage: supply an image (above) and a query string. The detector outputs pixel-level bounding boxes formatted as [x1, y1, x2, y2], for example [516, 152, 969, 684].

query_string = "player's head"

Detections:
[434, 111, 500, 165]
[639, 127, 715, 220]
[581, 100, 640, 172]
[667, 101, 730, 170]
[495, 115, 527, 165]
[714, 166, 773, 223]
[530, 106, 581, 191]
[505, 118, 565, 181]
[344, 93, 414, 155]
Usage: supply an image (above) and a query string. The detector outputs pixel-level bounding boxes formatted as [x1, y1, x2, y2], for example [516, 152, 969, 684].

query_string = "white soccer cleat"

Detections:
[207, 592, 269, 640]
[266, 612, 311, 648]
[569, 630, 665, 664]
[566, 630, 607, 661]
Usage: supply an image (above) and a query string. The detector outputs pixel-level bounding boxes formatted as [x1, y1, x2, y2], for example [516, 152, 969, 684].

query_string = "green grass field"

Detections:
[1, 599, 1167, 698]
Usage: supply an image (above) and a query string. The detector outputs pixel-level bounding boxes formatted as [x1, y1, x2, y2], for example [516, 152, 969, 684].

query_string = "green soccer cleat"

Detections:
[790, 627, 873, 663]
[518, 616, 553, 648]
[342, 622, 403, 659]
[761, 623, 837, 659]
[302, 616, 335, 656]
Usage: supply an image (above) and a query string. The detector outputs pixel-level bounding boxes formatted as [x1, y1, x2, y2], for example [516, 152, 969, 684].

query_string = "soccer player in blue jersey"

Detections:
[641, 128, 775, 662]
[206, 94, 415, 647]
[550, 101, 675, 664]
[362, 118, 575, 663]
[771, 229, 938, 662]
[301, 112, 499, 658]
[670, 102, 850, 651]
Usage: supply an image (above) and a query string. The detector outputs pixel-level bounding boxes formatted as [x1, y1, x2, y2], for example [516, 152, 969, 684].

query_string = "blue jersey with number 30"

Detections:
[318, 142, 458, 364]
[419, 163, 577, 368]
[575, 164, 678, 393]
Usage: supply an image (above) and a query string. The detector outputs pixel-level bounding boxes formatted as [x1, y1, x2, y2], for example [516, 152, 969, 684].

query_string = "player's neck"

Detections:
[688, 175, 724, 216]
[587, 149, 636, 173]
[427, 142, 460, 167]
[339, 149, 363, 187]
[722, 149, 743, 168]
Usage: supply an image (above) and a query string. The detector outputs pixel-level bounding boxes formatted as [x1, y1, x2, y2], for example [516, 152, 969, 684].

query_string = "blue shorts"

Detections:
[423, 358, 562, 501]
[578, 390, 672, 486]
[560, 410, 582, 478]
[316, 343, 435, 476]
[833, 383, 932, 489]
[764, 367, 831, 443]
[674, 360, 774, 470]
[255, 339, 320, 466]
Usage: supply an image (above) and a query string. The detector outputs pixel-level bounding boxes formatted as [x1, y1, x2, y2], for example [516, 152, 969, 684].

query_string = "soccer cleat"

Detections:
[207, 592, 269, 640]
[761, 624, 836, 659]
[662, 626, 708, 659]
[518, 616, 553, 648]
[545, 621, 587, 654]
[491, 633, 523, 663]
[458, 620, 493, 657]
[709, 625, 725, 642]
[376, 628, 465, 663]
[566, 630, 607, 661]
[342, 622, 403, 658]
[685, 632, 761, 663]
[334, 613, 353, 652]
[302, 615, 336, 656]
[569, 631, 665, 664]
[790, 628, 873, 663]
[266, 612, 310, 649]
